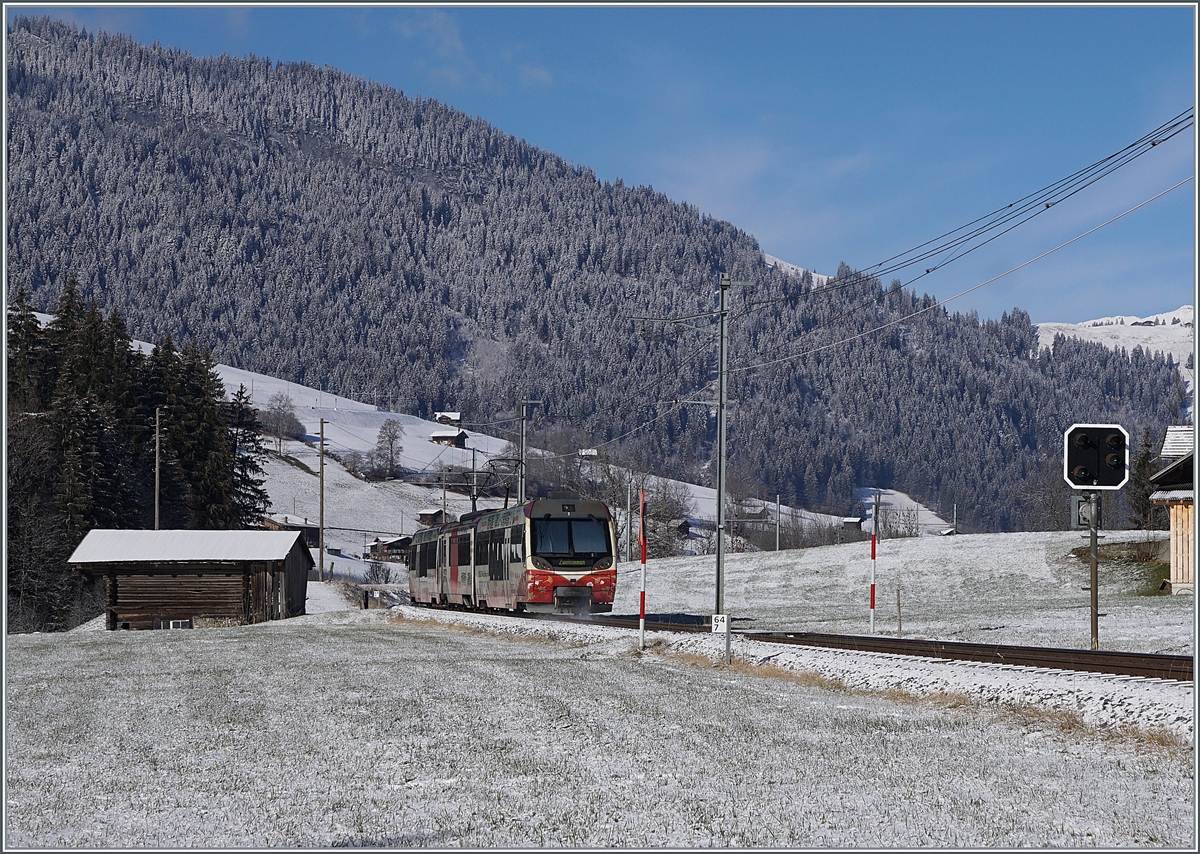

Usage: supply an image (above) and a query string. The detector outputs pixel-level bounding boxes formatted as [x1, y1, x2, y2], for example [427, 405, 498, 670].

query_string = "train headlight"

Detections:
[594, 557, 613, 570]
[532, 556, 550, 570]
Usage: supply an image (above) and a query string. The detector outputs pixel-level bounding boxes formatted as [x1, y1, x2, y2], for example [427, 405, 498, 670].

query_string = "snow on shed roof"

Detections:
[1150, 489, 1193, 503]
[1160, 426, 1193, 459]
[69, 529, 310, 565]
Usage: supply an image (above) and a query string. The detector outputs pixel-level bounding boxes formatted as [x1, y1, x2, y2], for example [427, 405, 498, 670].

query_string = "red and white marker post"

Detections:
[639, 488, 647, 650]
[870, 528, 877, 633]
[870, 491, 879, 633]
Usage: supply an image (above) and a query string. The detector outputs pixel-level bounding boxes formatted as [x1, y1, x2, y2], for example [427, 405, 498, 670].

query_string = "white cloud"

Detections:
[518, 64, 553, 88]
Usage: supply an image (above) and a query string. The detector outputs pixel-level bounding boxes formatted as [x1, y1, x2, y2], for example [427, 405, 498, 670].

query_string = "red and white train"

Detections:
[407, 493, 618, 614]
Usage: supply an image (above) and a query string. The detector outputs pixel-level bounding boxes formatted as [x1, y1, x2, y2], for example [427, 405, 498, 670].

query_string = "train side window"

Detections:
[509, 524, 524, 562]
[458, 536, 471, 568]
[489, 530, 505, 581]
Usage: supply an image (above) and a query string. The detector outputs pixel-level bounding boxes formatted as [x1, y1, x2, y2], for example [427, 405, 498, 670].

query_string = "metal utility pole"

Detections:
[636, 272, 741, 665]
[716, 272, 731, 666]
[775, 494, 780, 551]
[319, 418, 326, 583]
[518, 398, 541, 504]
[471, 448, 478, 513]
[1088, 491, 1100, 650]
[154, 407, 161, 530]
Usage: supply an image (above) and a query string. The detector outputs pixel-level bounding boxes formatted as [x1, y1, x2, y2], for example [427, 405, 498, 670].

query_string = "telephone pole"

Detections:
[319, 418, 326, 583]
[715, 273, 731, 665]
[643, 273, 742, 664]
[518, 398, 541, 504]
[154, 407, 161, 530]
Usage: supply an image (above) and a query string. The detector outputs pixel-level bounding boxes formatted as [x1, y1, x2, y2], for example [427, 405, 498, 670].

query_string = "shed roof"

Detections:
[1150, 489, 1193, 503]
[69, 529, 312, 565]
[1160, 426, 1194, 459]
[1149, 452, 1194, 490]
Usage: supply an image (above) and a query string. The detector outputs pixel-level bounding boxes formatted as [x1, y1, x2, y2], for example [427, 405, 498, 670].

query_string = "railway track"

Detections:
[516, 611, 1194, 682]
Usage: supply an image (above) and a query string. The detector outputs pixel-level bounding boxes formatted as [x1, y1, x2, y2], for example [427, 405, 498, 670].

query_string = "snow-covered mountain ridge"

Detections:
[1034, 305, 1194, 420]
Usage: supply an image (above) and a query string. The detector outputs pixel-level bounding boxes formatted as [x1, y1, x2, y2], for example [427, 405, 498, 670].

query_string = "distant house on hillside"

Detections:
[433, 411, 461, 426]
[430, 428, 468, 448]
[261, 513, 319, 548]
[1150, 427, 1194, 595]
[370, 535, 411, 562]
[417, 509, 451, 528]
[69, 529, 312, 630]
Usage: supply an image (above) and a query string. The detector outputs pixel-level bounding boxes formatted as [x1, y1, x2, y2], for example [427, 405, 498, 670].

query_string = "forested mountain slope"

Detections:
[5, 17, 1188, 531]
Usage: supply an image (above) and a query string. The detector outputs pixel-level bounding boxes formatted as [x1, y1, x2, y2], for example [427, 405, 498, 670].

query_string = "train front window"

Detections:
[533, 520, 570, 555]
[533, 518, 610, 558]
[569, 519, 608, 555]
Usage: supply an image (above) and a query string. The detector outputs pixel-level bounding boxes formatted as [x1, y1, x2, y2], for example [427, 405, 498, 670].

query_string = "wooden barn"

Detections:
[1150, 450, 1194, 595]
[70, 529, 313, 630]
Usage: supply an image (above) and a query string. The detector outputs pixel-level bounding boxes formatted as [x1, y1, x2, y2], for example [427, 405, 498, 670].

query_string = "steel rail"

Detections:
[515, 611, 1193, 682]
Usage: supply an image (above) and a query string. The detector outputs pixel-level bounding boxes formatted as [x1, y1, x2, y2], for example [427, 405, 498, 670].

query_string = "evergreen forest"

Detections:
[5, 17, 1190, 553]
[6, 281, 270, 632]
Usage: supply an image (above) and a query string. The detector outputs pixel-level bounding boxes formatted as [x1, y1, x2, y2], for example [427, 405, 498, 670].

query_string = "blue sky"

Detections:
[7, 4, 1196, 323]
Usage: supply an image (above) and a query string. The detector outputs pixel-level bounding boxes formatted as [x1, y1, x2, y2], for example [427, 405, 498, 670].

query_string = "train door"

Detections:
[508, 523, 526, 606]
[444, 530, 456, 604]
[436, 535, 447, 604]
[459, 531, 475, 607]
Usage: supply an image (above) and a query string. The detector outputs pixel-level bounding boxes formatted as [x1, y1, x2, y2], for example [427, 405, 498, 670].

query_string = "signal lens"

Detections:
[1105, 453, 1122, 468]
[1072, 466, 1091, 481]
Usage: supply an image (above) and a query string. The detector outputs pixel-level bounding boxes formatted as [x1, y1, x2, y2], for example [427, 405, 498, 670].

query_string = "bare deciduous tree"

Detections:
[261, 392, 303, 455]
[373, 419, 404, 478]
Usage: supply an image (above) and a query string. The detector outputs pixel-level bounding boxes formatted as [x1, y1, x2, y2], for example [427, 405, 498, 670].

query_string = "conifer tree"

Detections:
[226, 384, 271, 527]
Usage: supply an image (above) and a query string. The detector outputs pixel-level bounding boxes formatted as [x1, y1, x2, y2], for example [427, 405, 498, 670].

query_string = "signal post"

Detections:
[1063, 423, 1129, 650]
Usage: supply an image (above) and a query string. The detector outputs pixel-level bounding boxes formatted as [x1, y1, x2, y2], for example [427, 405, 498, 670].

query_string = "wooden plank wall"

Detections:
[1170, 502, 1194, 587]
[108, 572, 245, 630]
[99, 554, 307, 629]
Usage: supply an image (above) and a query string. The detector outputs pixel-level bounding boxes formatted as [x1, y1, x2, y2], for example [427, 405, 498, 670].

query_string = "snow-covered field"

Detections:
[615, 530, 1193, 655]
[5, 595, 1194, 849]
[9, 313, 1193, 848]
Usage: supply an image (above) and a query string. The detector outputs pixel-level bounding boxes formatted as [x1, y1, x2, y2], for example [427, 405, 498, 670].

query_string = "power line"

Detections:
[741, 108, 1193, 311]
[730, 176, 1194, 376]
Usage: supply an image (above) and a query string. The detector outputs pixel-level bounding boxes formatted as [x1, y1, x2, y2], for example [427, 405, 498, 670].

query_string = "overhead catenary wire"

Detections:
[741, 107, 1193, 311]
[730, 176, 1194, 376]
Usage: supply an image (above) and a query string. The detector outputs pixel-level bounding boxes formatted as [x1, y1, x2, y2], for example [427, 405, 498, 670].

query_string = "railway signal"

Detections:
[1062, 422, 1126, 652]
[1062, 424, 1129, 490]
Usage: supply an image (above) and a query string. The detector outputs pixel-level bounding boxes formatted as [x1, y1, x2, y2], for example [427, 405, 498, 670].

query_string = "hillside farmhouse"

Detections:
[70, 529, 312, 630]
[430, 428, 469, 448]
[370, 535, 412, 562]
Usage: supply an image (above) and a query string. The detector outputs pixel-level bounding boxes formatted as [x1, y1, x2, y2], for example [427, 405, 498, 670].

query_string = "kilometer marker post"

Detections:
[639, 488, 647, 651]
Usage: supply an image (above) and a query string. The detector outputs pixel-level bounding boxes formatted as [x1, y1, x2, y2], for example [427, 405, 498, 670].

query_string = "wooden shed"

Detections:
[1150, 451, 1194, 595]
[70, 529, 313, 630]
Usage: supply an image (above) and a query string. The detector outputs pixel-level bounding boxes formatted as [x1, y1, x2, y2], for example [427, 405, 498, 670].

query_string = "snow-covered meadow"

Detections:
[8, 312, 1194, 847]
[5, 597, 1194, 849]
